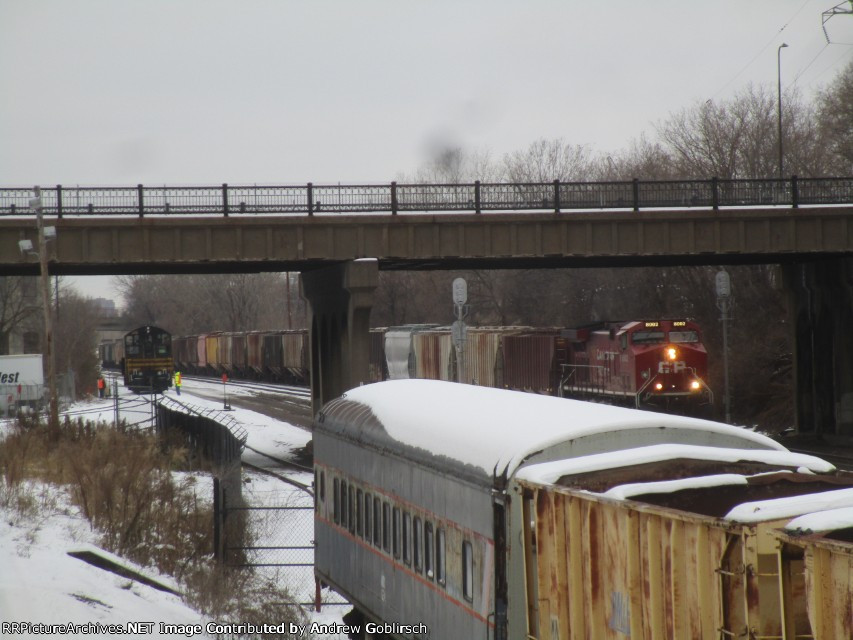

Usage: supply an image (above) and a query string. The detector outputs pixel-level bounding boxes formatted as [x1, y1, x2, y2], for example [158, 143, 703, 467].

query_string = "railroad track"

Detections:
[180, 375, 313, 428]
[242, 443, 314, 496]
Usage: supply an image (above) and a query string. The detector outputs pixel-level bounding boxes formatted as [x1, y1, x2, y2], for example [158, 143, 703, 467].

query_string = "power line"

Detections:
[712, 0, 817, 99]
[793, 42, 831, 83]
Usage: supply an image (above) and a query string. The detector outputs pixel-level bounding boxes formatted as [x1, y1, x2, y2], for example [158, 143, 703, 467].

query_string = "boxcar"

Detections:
[314, 381, 845, 639]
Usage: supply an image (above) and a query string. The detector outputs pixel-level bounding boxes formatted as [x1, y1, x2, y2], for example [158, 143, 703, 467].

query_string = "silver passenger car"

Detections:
[313, 379, 822, 639]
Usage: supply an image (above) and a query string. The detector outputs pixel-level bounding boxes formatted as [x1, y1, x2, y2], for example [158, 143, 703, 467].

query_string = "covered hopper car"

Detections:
[313, 380, 852, 640]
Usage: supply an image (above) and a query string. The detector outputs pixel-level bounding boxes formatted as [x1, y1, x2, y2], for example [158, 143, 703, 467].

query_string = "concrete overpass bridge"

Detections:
[3, 177, 853, 437]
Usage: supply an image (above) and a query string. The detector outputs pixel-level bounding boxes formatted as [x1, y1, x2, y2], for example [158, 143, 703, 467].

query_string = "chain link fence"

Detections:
[224, 503, 347, 608]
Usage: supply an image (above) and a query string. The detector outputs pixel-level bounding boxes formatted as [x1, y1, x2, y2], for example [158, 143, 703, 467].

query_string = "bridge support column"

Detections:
[784, 258, 853, 437]
[300, 260, 378, 413]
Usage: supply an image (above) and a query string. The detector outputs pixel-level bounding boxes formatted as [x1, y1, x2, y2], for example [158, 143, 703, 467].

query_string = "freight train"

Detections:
[104, 319, 709, 410]
[98, 325, 173, 393]
[314, 379, 853, 640]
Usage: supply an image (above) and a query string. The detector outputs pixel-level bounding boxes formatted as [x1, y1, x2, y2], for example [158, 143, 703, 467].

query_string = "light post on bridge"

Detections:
[777, 43, 788, 180]
[716, 270, 733, 424]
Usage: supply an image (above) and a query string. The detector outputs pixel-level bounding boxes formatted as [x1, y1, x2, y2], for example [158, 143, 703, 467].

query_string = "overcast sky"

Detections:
[2, 0, 851, 301]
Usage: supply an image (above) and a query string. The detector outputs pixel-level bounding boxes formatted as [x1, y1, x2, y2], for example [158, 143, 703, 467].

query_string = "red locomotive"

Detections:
[560, 319, 712, 409]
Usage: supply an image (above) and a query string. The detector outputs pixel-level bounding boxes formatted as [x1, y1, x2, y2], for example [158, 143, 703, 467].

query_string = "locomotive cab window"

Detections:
[631, 330, 665, 344]
[669, 330, 699, 343]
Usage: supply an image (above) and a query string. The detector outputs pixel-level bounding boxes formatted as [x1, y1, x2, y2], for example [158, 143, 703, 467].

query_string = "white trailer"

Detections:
[0, 354, 44, 417]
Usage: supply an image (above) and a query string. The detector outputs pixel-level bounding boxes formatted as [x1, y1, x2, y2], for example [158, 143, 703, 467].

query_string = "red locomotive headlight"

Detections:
[665, 346, 678, 360]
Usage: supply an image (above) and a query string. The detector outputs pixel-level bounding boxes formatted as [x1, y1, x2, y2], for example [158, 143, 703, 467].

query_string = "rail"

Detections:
[2, 177, 852, 217]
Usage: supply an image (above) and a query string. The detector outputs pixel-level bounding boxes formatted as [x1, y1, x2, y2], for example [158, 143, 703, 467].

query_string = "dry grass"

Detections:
[0, 414, 304, 637]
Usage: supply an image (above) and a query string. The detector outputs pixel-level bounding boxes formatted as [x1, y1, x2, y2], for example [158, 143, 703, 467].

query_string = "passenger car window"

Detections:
[356, 489, 363, 536]
[424, 522, 434, 580]
[382, 502, 391, 552]
[403, 512, 411, 565]
[414, 517, 422, 571]
[393, 507, 401, 559]
[363, 493, 371, 541]
[463, 540, 474, 601]
[436, 528, 446, 586]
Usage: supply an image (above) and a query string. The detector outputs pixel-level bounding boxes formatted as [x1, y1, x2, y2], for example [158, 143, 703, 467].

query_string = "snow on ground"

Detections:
[0, 482, 213, 639]
[1, 383, 351, 639]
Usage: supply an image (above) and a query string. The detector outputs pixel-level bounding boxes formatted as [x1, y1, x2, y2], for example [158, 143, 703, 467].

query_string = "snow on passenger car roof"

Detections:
[514, 443, 834, 485]
[331, 380, 785, 481]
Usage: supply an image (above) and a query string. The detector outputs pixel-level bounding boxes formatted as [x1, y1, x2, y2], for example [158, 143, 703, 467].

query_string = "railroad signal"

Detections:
[222, 373, 232, 411]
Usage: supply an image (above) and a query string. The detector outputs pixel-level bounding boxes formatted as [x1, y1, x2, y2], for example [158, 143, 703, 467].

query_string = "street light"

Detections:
[26, 186, 59, 429]
[777, 42, 788, 180]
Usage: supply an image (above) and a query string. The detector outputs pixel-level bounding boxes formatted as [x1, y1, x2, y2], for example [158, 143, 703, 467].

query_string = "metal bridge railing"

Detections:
[1, 177, 851, 217]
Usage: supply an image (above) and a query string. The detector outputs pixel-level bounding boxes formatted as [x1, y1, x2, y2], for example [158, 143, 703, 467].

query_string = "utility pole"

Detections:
[716, 270, 732, 423]
[30, 186, 59, 429]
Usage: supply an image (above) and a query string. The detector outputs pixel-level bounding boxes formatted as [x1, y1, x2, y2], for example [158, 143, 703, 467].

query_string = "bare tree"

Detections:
[502, 138, 594, 183]
[0, 276, 40, 354]
[656, 84, 829, 179]
[116, 273, 300, 335]
[816, 59, 853, 174]
[54, 290, 101, 395]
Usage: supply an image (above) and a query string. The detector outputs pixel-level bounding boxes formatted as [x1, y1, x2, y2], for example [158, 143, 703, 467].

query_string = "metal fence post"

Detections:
[56, 185, 63, 219]
[474, 180, 481, 214]
[222, 183, 229, 217]
[632, 178, 640, 212]
[307, 183, 314, 216]
[213, 476, 222, 561]
[137, 184, 144, 218]
[391, 181, 398, 215]
[554, 179, 561, 213]
[711, 177, 719, 211]
[791, 175, 799, 209]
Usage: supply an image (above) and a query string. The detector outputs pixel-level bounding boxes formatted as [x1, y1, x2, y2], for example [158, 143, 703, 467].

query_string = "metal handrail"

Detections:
[2, 176, 850, 217]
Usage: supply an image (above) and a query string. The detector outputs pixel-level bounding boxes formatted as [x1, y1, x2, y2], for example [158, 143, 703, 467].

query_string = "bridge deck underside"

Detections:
[2, 207, 853, 275]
